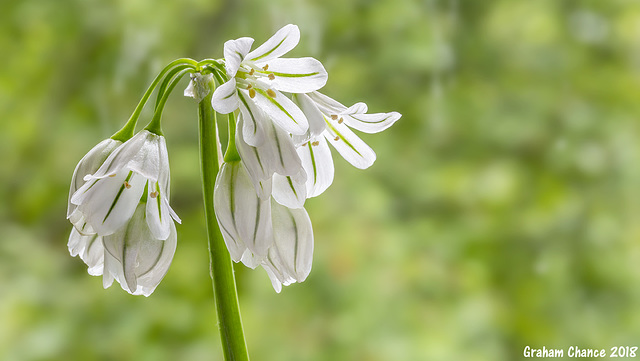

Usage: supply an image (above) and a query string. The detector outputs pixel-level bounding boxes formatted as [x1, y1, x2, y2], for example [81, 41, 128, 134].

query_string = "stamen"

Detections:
[109, 174, 116, 178]
[312, 141, 319, 146]
[262, 64, 269, 71]
[338, 117, 344, 124]
[267, 89, 276, 97]
[334, 136, 340, 141]
[246, 84, 252, 89]
[124, 181, 131, 189]
[302, 143, 307, 147]
[150, 191, 158, 198]
[249, 68, 255, 75]
[249, 88, 256, 98]
[331, 115, 338, 120]
[268, 73, 275, 80]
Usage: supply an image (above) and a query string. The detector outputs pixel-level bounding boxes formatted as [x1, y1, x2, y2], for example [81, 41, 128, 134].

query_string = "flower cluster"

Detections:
[67, 130, 180, 296]
[199, 24, 401, 292]
[67, 24, 400, 296]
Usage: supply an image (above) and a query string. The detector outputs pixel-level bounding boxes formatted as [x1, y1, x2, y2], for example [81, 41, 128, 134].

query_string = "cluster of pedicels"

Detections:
[67, 24, 400, 295]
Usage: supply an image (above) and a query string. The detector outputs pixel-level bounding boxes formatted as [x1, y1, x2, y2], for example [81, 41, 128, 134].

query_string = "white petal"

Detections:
[262, 119, 303, 177]
[235, 115, 274, 199]
[145, 181, 173, 240]
[262, 263, 283, 293]
[213, 162, 273, 261]
[297, 137, 334, 198]
[246, 24, 300, 63]
[224, 37, 254, 77]
[134, 221, 178, 297]
[292, 93, 326, 145]
[73, 170, 146, 236]
[89, 131, 148, 180]
[67, 139, 121, 218]
[272, 170, 307, 209]
[344, 102, 368, 114]
[127, 131, 167, 183]
[324, 120, 376, 169]
[269, 200, 314, 282]
[69, 208, 96, 236]
[343, 111, 401, 133]
[261, 57, 327, 93]
[246, 87, 308, 135]
[307, 91, 348, 115]
[212, 79, 240, 114]
[240, 248, 262, 269]
[237, 91, 266, 147]
[68, 228, 105, 276]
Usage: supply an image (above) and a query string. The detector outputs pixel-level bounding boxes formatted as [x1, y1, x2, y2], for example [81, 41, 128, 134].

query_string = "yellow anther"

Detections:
[334, 136, 340, 141]
[262, 64, 269, 71]
[249, 88, 256, 98]
[246, 84, 252, 89]
[109, 174, 116, 178]
[302, 143, 307, 147]
[338, 117, 344, 124]
[312, 141, 319, 146]
[249, 68, 255, 75]
[268, 73, 275, 80]
[124, 181, 131, 189]
[267, 89, 276, 97]
[331, 114, 338, 120]
[150, 191, 158, 198]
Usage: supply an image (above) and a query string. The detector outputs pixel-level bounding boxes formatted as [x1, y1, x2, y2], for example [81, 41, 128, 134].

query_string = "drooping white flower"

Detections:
[213, 160, 273, 262]
[240, 200, 314, 293]
[68, 203, 177, 296]
[70, 130, 181, 240]
[211, 24, 328, 146]
[295, 91, 402, 198]
[67, 138, 122, 234]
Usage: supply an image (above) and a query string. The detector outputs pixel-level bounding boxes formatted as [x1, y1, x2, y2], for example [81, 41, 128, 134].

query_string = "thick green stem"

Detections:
[198, 78, 250, 361]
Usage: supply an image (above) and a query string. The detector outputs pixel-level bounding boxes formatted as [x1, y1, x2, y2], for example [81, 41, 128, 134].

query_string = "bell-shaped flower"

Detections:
[211, 24, 328, 146]
[102, 202, 177, 296]
[70, 130, 181, 240]
[67, 138, 122, 234]
[67, 202, 177, 296]
[213, 160, 274, 262]
[241, 200, 314, 293]
[295, 91, 401, 198]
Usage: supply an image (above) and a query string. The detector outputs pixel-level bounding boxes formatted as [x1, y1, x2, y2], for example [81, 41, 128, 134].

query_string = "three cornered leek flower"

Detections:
[68, 130, 180, 296]
[211, 24, 328, 147]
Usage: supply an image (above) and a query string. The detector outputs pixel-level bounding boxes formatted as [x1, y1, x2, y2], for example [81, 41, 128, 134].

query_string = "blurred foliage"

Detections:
[2, 0, 640, 360]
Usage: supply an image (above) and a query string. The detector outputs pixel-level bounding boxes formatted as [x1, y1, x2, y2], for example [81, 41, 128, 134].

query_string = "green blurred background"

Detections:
[2, 0, 640, 360]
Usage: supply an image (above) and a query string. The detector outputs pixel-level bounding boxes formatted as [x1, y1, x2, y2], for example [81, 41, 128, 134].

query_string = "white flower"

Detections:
[214, 161, 314, 292]
[239, 200, 314, 293]
[294, 91, 402, 198]
[68, 203, 177, 296]
[211, 24, 328, 146]
[67, 138, 122, 234]
[213, 160, 273, 262]
[70, 130, 181, 240]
